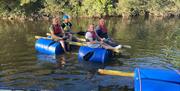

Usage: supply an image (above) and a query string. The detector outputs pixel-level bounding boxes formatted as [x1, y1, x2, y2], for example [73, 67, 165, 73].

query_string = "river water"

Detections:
[0, 17, 179, 91]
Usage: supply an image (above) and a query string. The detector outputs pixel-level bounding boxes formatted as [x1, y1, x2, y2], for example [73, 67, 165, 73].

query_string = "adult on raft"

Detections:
[95, 18, 122, 48]
[85, 24, 121, 52]
[49, 17, 68, 53]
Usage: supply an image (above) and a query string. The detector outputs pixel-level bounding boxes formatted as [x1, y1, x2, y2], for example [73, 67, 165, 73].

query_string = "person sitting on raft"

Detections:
[61, 15, 73, 40]
[85, 24, 121, 51]
[95, 18, 122, 48]
[49, 17, 68, 53]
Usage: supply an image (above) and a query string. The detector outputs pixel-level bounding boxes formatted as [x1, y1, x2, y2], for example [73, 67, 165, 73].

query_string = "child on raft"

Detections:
[61, 14, 80, 42]
[49, 17, 68, 53]
[95, 18, 122, 48]
[61, 15, 74, 41]
[85, 24, 121, 51]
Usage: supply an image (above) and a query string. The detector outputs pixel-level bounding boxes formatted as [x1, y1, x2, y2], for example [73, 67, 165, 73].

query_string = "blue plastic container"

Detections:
[78, 46, 112, 63]
[134, 68, 180, 91]
[35, 38, 64, 55]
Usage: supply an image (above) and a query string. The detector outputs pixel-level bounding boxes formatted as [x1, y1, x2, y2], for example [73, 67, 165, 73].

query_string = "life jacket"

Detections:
[97, 25, 108, 39]
[86, 31, 97, 42]
[52, 24, 62, 35]
[99, 25, 108, 33]
[91, 31, 97, 40]
[62, 22, 72, 32]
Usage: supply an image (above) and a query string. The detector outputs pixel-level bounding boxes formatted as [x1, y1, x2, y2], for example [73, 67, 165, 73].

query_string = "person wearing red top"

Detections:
[49, 17, 67, 53]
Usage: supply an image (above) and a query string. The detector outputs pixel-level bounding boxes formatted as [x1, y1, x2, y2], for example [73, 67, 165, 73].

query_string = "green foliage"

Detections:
[80, 0, 115, 17]
[0, 0, 179, 18]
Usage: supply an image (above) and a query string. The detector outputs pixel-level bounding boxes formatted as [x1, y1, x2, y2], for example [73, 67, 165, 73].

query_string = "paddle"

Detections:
[35, 36, 52, 40]
[35, 35, 87, 46]
[94, 30, 131, 49]
[98, 69, 134, 77]
[35, 35, 63, 40]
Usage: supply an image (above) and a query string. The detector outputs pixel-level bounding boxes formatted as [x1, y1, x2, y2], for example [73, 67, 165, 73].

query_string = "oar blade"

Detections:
[122, 45, 131, 49]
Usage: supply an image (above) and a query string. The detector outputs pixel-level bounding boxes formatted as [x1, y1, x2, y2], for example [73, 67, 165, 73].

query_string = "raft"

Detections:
[78, 46, 112, 63]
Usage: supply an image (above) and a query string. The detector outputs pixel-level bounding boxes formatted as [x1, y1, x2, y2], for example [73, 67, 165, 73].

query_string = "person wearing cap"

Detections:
[61, 15, 72, 32]
[95, 18, 122, 49]
[49, 17, 68, 53]
[61, 15, 73, 41]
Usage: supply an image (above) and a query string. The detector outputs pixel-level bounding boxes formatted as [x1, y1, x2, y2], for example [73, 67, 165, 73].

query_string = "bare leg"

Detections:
[100, 42, 120, 53]
[101, 43, 115, 50]
[59, 40, 67, 53]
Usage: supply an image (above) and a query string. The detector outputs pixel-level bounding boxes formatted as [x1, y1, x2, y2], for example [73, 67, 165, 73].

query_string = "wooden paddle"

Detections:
[98, 69, 134, 77]
[35, 35, 87, 46]
[35, 36, 52, 40]
[35, 35, 63, 40]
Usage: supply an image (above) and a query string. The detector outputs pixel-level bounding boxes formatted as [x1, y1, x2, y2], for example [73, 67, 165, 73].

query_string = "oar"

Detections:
[67, 41, 121, 53]
[35, 36, 52, 40]
[35, 35, 63, 40]
[35, 35, 87, 46]
[68, 41, 87, 46]
[122, 45, 131, 49]
[98, 69, 134, 77]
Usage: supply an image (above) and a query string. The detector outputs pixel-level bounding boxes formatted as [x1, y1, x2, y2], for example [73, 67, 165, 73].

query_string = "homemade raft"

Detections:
[98, 68, 180, 91]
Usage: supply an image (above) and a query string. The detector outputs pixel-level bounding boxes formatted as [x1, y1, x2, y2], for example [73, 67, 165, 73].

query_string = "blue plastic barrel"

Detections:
[35, 38, 64, 55]
[134, 68, 180, 91]
[78, 46, 112, 63]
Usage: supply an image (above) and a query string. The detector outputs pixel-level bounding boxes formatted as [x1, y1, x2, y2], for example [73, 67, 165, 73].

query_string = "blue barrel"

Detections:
[134, 68, 180, 91]
[35, 38, 64, 55]
[78, 46, 112, 63]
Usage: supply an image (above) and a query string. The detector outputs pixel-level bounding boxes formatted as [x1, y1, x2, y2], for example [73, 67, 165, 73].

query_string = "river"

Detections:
[0, 17, 179, 91]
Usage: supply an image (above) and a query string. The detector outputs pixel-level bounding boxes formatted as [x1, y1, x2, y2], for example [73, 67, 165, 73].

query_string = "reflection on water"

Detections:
[0, 17, 179, 90]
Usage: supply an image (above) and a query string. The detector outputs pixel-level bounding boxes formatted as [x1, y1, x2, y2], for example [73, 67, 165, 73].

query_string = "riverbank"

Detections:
[1, 0, 180, 21]
[0, 12, 180, 22]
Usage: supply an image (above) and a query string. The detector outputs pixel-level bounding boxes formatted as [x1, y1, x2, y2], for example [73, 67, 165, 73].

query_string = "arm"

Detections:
[94, 26, 104, 41]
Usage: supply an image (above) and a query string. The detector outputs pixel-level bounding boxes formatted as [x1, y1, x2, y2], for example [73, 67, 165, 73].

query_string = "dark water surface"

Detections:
[0, 17, 179, 91]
